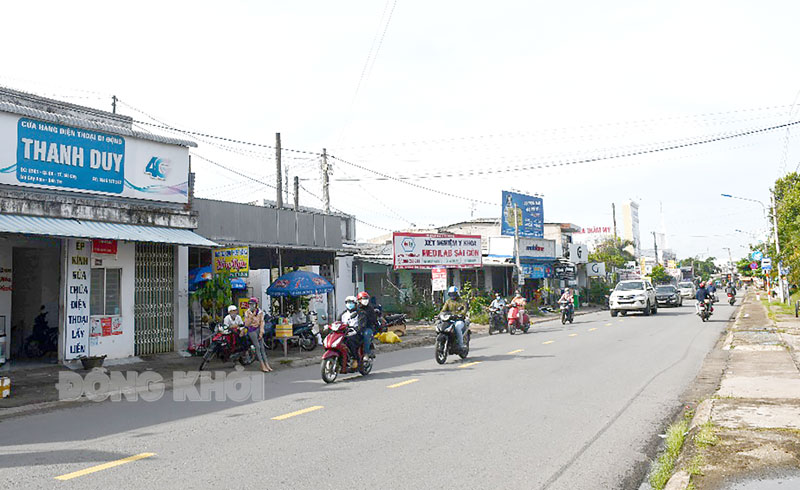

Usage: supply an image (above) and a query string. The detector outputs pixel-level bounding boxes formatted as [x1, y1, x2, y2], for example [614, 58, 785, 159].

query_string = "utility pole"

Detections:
[275, 133, 283, 208]
[514, 205, 523, 290]
[112, 95, 117, 114]
[652, 231, 659, 266]
[771, 191, 785, 303]
[612, 203, 617, 240]
[321, 148, 330, 214]
[293, 176, 299, 211]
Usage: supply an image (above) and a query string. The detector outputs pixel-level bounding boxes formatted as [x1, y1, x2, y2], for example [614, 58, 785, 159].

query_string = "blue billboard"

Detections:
[501, 190, 544, 238]
[15, 118, 125, 194]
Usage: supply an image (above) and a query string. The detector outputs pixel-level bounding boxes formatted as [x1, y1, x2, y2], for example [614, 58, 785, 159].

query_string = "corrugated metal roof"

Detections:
[0, 101, 197, 148]
[0, 214, 217, 247]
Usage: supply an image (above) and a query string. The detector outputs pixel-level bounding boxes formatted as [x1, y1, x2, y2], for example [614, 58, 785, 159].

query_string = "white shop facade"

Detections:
[0, 88, 216, 367]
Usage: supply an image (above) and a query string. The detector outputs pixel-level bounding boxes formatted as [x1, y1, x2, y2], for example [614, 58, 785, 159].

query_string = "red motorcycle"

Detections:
[507, 301, 530, 335]
[320, 322, 374, 383]
[199, 325, 255, 371]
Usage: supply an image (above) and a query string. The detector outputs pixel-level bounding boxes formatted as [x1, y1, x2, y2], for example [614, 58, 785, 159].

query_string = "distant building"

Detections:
[620, 201, 641, 258]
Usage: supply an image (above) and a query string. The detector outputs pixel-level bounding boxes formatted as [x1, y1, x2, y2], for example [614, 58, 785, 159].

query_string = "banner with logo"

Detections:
[213, 247, 250, 277]
[501, 190, 544, 238]
[393, 233, 482, 269]
[0, 112, 190, 203]
[587, 262, 606, 277]
[487, 236, 556, 261]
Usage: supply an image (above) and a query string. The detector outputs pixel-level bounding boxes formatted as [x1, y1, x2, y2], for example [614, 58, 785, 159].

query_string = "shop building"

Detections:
[0, 88, 216, 367]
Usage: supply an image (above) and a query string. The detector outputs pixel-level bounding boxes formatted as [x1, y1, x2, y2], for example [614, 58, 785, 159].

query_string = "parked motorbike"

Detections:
[24, 309, 58, 358]
[199, 325, 255, 370]
[320, 321, 374, 383]
[435, 313, 471, 364]
[507, 302, 530, 335]
[263, 315, 318, 352]
[697, 299, 712, 322]
[559, 300, 574, 325]
[488, 306, 507, 335]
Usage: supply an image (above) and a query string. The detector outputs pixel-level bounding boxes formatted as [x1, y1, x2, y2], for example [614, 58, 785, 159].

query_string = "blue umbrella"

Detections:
[188, 266, 213, 291]
[231, 278, 247, 290]
[267, 270, 334, 297]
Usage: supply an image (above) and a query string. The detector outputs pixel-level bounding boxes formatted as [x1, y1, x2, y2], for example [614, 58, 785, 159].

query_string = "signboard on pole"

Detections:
[501, 190, 544, 238]
[569, 243, 588, 264]
[554, 263, 577, 279]
[65, 239, 90, 360]
[213, 247, 250, 277]
[761, 257, 772, 271]
[749, 261, 758, 270]
[752, 251, 764, 262]
[587, 262, 606, 277]
[393, 233, 482, 269]
[431, 268, 447, 291]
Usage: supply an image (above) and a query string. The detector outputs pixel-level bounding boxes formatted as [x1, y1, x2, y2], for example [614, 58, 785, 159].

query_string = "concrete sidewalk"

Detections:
[666, 291, 800, 490]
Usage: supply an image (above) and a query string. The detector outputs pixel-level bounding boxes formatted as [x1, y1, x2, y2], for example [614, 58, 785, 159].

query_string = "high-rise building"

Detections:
[621, 201, 641, 258]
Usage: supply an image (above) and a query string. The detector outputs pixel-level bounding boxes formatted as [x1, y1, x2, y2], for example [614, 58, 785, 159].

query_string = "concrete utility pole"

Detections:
[293, 176, 299, 211]
[514, 205, 523, 290]
[612, 203, 617, 240]
[652, 231, 659, 266]
[111, 95, 117, 114]
[771, 191, 785, 303]
[275, 133, 283, 208]
[321, 148, 330, 214]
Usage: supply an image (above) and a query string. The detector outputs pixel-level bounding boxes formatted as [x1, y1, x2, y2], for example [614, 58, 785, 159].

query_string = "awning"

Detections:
[0, 214, 218, 247]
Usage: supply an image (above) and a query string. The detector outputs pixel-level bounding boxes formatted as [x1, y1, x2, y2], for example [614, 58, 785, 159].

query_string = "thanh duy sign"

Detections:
[213, 247, 250, 278]
[501, 190, 544, 238]
[393, 232, 482, 269]
[0, 113, 190, 204]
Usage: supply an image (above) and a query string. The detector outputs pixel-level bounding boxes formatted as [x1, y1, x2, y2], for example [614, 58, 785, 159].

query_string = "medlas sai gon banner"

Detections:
[501, 190, 544, 238]
[0, 112, 190, 203]
[393, 232, 482, 269]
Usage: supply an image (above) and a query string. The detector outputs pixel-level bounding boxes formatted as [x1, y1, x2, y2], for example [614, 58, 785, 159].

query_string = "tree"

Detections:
[196, 271, 232, 325]
[649, 264, 671, 284]
[588, 237, 635, 271]
[678, 257, 719, 281]
[773, 172, 800, 286]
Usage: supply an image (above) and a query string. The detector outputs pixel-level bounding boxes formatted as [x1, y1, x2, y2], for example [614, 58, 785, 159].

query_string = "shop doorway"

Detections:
[10, 239, 62, 362]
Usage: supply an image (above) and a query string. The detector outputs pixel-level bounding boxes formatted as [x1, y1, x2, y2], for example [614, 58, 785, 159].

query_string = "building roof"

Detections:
[0, 86, 197, 148]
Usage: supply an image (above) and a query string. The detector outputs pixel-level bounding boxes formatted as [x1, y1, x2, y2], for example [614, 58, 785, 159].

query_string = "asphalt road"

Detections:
[0, 300, 734, 490]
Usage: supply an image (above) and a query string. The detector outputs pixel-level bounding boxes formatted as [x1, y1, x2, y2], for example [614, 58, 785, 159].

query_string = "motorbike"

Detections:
[559, 300, 574, 325]
[727, 292, 736, 306]
[376, 305, 406, 335]
[263, 314, 318, 352]
[24, 310, 58, 358]
[199, 325, 256, 371]
[507, 302, 530, 335]
[320, 321, 374, 383]
[435, 313, 471, 364]
[488, 306, 507, 335]
[697, 299, 712, 322]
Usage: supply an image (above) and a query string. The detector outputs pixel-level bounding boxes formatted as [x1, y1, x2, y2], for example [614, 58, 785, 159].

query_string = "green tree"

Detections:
[196, 271, 232, 324]
[678, 257, 719, 281]
[588, 237, 635, 272]
[773, 172, 800, 286]
[649, 264, 671, 284]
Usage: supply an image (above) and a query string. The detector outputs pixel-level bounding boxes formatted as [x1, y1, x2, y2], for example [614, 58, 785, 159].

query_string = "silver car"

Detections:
[677, 282, 696, 299]
[609, 280, 658, 317]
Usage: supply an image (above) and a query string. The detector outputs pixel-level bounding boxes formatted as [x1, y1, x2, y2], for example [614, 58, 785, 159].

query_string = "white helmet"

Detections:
[228, 305, 237, 313]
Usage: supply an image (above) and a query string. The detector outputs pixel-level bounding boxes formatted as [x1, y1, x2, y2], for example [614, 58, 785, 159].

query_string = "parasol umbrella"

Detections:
[267, 270, 334, 297]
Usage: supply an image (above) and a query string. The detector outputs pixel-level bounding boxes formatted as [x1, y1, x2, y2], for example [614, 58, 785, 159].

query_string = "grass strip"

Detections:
[648, 419, 689, 490]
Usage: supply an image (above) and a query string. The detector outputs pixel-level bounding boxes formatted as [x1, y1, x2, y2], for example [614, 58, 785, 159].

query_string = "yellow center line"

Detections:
[604, 323, 612, 326]
[458, 361, 482, 369]
[387, 378, 420, 389]
[272, 405, 324, 421]
[507, 349, 524, 355]
[54, 453, 155, 481]
[542, 340, 555, 345]
[588, 328, 597, 332]
[568, 333, 578, 337]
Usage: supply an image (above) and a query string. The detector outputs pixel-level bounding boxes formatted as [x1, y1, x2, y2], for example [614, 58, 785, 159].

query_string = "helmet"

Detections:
[228, 305, 237, 313]
[495, 292, 501, 297]
[699, 282, 705, 287]
[357, 291, 370, 306]
[345, 295, 357, 311]
[448, 286, 459, 295]
[249, 297, 259, 305]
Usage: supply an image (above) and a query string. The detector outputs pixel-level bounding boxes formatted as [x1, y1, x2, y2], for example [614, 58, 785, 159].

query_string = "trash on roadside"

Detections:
[376, 332, 402, 344]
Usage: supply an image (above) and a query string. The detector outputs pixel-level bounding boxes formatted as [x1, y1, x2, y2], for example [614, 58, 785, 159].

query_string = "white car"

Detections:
[609, 280, 658, 317]
[677, 282, 696, 299]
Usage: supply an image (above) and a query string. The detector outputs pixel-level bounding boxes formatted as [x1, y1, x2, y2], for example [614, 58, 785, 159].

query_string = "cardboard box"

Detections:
[0, 377, 9, 398]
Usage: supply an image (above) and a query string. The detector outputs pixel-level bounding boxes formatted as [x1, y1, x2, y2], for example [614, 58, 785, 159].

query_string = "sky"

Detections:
[1, 0, 799, 265]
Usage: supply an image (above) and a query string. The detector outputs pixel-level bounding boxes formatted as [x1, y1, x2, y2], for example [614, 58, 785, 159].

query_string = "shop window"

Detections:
[91, 268, 122, 316]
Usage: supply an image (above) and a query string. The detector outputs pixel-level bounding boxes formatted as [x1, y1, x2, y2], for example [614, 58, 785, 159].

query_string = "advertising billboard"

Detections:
[393, 232, 482, 269]
[0, 113, 191, 204]
[501, 190, 544, 238]
[213, 247, 250, 278]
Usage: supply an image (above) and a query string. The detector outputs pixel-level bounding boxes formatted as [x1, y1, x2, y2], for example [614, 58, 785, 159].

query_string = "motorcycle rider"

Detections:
[356, 292, 379, 362]
[695, 282, 711, 316]
[440, 286, 468, 354]
[558, 288, 575, 318]
[340, 296, 363, 363]
[725, 281, 737, 297]
[223, 305, 244, 331]
[707, 280, 718, 302]
[489, 292, 507, 332]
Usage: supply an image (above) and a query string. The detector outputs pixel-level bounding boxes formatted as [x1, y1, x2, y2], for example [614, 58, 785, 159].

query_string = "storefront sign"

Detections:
[0, 113, 190, 203]
[275, 320, 293, 338]
[0, 267, 11, 292]
[501, 190, 544, 238]
[393, 233, 481, 269]
[65, 239, 90, 360]
[521, 264, 547, 279]
[554, 263, 577, 279]
[431, 268, 447, 291]
[213, 247, 250, 277]
[90, 316, 122, 339]
[587, 262, 606, 277]
[487, 236, 556, 261]
[569, 243, 588, 264]
[92, 239, 118, 255]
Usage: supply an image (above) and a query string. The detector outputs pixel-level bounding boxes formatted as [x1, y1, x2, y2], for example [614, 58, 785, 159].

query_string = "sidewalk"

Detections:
[664, 292, 800, 489]
[0, 306, 601, 420]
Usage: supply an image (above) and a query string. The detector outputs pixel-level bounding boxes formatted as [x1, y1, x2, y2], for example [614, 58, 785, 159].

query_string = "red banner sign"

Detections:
[92, 239, 118, 255]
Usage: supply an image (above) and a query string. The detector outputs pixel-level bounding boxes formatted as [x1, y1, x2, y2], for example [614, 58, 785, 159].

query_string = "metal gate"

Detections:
[134, 243, 175, 355]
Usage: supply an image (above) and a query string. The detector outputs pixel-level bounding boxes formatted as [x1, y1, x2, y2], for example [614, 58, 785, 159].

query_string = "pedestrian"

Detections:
[244, 297, 273, 372]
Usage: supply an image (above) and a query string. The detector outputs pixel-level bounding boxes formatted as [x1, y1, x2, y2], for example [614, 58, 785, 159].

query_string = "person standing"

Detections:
[244, 297, 272, 372]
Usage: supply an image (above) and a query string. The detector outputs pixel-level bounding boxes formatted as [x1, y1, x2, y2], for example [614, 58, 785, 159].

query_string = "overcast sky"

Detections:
[2, 0, 799, 264]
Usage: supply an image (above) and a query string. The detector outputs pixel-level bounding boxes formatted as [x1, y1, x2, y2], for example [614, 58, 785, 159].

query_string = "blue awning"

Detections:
[0, 214, 218, 247]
